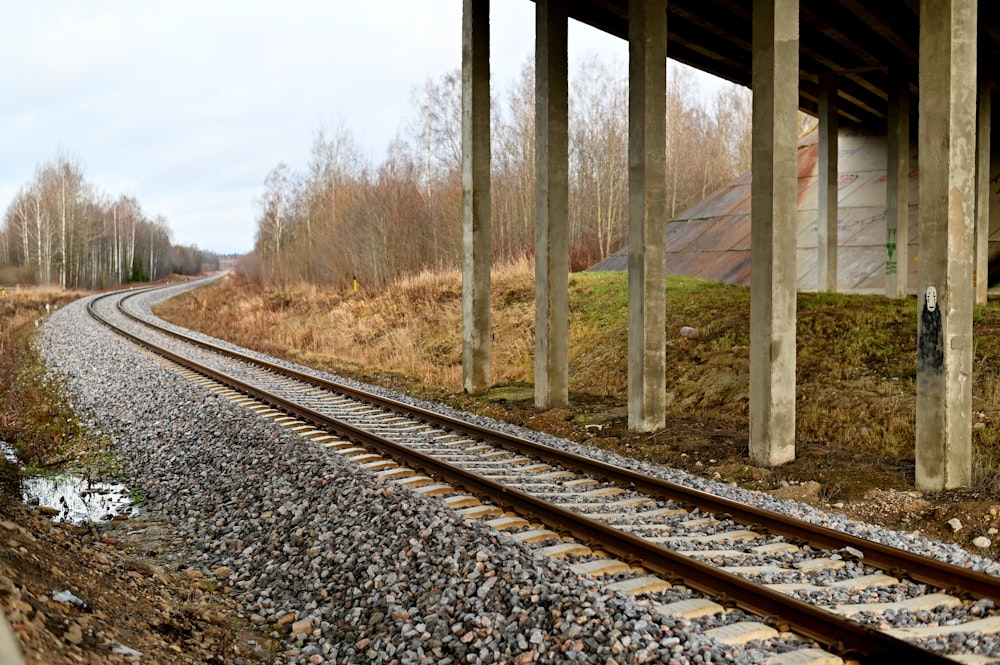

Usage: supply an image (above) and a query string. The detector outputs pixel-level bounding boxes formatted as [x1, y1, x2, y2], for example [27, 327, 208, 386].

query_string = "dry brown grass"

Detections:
[157, 261, 539, 388]
[0, 288, 89, 497]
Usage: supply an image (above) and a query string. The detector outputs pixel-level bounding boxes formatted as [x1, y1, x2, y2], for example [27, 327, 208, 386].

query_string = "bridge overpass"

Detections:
[591, 127, 1000, 294]
[459, 0, 994, 490]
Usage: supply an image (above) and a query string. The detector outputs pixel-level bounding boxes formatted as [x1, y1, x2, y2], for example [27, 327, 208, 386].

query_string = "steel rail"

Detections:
[114, 286, 1000, 604]
[88, 288, 956, 664]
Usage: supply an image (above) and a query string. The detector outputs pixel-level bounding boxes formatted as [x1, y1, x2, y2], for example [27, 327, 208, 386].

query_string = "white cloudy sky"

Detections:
[0, 2, 721, 255]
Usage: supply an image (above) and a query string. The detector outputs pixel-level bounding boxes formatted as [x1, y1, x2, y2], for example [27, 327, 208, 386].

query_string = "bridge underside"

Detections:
[559, 0, 999, 128]
[462, 0, 993, 490]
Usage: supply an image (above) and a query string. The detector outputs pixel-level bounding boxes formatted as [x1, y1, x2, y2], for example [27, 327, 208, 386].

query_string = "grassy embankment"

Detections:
[154, 264, 1000, 500]
[0, 289, 91, 498]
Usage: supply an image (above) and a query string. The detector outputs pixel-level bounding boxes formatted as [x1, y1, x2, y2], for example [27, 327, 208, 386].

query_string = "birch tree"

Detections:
[245, 56, 754, 289]
[1, 154, 214, 287]
[570, 55, 628, 263]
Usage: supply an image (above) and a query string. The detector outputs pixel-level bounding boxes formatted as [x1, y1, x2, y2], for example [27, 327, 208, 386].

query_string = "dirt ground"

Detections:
[0, 502, 282, 665]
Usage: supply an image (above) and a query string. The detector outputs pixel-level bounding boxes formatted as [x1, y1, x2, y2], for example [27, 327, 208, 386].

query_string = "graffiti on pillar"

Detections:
[885, 228, 897, 275]
[837, 174, 859, 189]
[918, 285, 943, 373]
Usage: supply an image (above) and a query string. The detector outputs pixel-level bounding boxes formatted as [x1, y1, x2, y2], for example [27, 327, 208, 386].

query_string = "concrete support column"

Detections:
[975, 73, 992, 304]
[916, 0, 977, 490]
[626, 0, 667, 432]
[0, 611, 26, 665]
[534, 0, 569, 409]
[461, 0, 492, 393]
[817, 75, 839, 292]
[886, 70, 911, 299]
[749, 0, 799, 466]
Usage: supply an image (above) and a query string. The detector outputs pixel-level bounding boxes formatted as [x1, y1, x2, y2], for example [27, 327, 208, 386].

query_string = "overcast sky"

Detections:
[0, 2, 722, 255]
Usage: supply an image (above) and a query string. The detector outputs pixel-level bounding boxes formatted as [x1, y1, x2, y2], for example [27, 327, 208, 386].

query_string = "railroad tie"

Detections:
[532, 470, 575, 481]
[767, 648, 843, 665]
[947, 655, 1000, 665]
[753, 542, 800, 555]
[702, 621, 778, 646]
[394, 475, 435, 488]
[321, 441, 357, 451]
[536, 542, 592, 558]
[511, 528, 560, 544]
[359, 459, 397, 472]
[516, 463, 553, 473]
[375, 467, 415, 480]
[606, 576, 672, 595]
[326, 446, 366, 456]
[455, 504, 503, 519]
[886, 615, 1000, 640]
[677, 549, 744, 559]
[411, 483, 454, 497]
[825, 573, 899, 591]
[344, 453, 383, 465]
[485, 515, 530, 531]
[826, 592, 962, 617]
[791, 558, 846, 572]
[441, 495, 481, 509]
[677, 517, 719, 528]
[636, 507, 688, 518]
[569, 558, 633, 577]
[655, 598, 724, 619]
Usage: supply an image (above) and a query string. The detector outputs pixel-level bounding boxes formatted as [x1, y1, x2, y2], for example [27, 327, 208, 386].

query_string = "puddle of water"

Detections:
[2, 442, 136, 524]
[22, 475, 136, 524]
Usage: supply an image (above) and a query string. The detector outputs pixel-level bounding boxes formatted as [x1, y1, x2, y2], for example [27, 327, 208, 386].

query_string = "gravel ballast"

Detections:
[38, 287, 1000, 663]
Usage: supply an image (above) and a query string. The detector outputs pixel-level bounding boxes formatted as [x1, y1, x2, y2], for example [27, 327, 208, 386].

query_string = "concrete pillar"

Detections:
[534, 0, 569, 409]
[916, 0, 977, 490]
[626, 0, 667, 432]
[0, 611, 26, 665]
[749, 0, 799, 467]
[461, 0, 492, 393]
[817, 75, 839, 292]
[886, 70, 911, 299]
[975, 74, 992, 304]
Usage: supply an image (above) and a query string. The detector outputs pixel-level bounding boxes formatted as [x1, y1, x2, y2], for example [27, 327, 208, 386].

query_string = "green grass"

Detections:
[570, 274, 968, 459]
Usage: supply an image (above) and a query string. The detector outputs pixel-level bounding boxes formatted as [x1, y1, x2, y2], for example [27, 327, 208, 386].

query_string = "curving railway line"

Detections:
[86, 279, 1000, 664]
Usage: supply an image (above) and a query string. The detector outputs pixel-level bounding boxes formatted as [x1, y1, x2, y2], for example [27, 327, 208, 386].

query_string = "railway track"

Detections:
[88, 280, 1000, 664]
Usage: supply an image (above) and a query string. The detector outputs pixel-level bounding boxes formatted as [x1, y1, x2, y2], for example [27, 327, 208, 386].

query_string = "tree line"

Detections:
[244, 58, 754, 290]
[0, 153, 218, 289]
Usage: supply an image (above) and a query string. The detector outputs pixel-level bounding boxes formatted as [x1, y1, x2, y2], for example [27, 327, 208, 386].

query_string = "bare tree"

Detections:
[245, 55, 754, 289]
[570, 54, 628, 262]
[1, 153, 211, 288]
[254, 162, 295, 285]
[408, 71, 463, 268]
[410, 71, 463, 194]
[493, 58, 536, 261]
